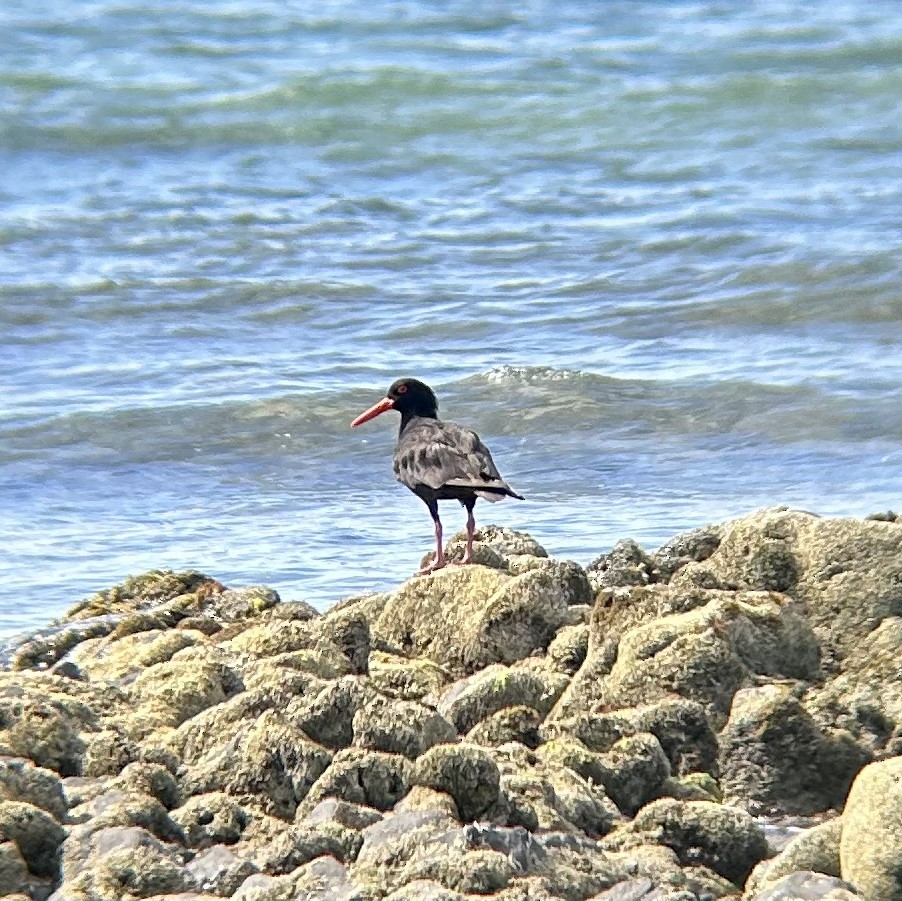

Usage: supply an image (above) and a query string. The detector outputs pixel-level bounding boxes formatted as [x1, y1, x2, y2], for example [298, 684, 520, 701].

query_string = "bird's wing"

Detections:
[394, 419, 508, 492]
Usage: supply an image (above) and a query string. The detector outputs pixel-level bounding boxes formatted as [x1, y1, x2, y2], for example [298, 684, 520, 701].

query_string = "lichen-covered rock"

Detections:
[124, 655, 236, 738]
[546, 697, 719, 777]
[0, 685, 90, 775]
[413, 743, 500, 823]
[806, 616, 902, 757]
[298, 747, 413, 816]
[367, 651, 452, 701]
[63, 570, 216, 622]
[373, 566, 570, 675]
[170, 792, 249, 849]
[0, 799, 66, 877]
[317, 608, 371, 675]
[553, 590, 819, 730]
[0, 758, 67, 821]
[437, 664, 568, 733]
[537, 732, 670, 818]
[182, 711, 332, 820]
[746, 818, 842, 897]
[71, 629, 207, 683]
[67, 789, 181, 842]
[110, 761, 181, 810]
[0, 840, 29, 895]
[839, 756, 902, 900]
[250, 824, 347, 873]
[352, 695, 456, 758]
[505, 557, 594, 605]
[467, 525, 549, 560]
[617, 798, 768, 885]
[547, 623, 590, 675]
[719, 684, 868, 816]
[185, 844, 257, 895]
[284, 676, 376, 750]
[57, 824, 194, 900]
[466, 705, 542, 749]
[673, 509, 902, 667]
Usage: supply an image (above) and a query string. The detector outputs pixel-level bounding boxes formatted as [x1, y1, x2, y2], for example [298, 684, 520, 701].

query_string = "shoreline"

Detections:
[1, 506, 901, 901]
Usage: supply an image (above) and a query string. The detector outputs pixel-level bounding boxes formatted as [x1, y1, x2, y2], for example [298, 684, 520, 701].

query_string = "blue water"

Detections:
[2, 1, 901, 636]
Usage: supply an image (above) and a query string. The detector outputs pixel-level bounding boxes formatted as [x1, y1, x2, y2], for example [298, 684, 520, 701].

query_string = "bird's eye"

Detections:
[396, 384, 408, 394]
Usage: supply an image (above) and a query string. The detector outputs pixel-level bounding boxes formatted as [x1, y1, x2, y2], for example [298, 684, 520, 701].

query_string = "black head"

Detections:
[350, 377, 438, 428]
[386, 378, 438, 418]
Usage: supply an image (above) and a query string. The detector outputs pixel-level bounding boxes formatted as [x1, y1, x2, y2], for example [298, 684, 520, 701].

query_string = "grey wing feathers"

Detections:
[394, 419, 520, 497]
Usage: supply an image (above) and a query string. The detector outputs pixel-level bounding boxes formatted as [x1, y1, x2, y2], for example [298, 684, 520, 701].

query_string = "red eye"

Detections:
[396, 384, 408, 394]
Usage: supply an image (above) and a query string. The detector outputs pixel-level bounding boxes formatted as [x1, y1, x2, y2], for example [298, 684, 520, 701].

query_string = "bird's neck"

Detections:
[398, 409, 438, 434]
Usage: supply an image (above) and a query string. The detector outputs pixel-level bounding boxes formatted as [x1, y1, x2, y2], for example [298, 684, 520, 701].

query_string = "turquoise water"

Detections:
[2, 1, 901, 635]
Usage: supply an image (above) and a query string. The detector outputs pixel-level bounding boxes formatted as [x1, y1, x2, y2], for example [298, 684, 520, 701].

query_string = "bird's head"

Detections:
[350, 377, 438, 427]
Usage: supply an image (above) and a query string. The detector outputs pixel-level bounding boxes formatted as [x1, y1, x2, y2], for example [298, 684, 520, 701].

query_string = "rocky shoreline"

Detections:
[1, 507, 901, 901]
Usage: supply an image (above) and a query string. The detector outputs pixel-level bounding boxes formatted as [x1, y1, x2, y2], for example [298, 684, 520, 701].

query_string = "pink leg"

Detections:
[459, 506, 476, 565]
[417, 510, 447, 575]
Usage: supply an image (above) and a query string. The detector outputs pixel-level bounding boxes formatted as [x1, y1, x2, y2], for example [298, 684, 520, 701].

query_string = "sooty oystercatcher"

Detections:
[351, 378, 524, 573]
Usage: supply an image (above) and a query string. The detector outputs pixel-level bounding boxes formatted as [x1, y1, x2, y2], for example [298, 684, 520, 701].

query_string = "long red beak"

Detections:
[350, 396, 395, 428]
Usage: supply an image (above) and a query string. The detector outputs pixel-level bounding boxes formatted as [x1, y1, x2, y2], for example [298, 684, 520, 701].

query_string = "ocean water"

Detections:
[2, 1, 901, 637]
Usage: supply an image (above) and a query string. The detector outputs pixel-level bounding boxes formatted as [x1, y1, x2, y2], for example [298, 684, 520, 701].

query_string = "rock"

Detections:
[367, 651, 452, 702]
[250, 824, 346, 873]
[468, 525, 548, 559]
[67, 788, 182, 842]
[537, 733, 670, 817]
[505, 557, 594, 605]
[63, 570, 216, 622]
[546, 697, 719, 777]
[466, 705, 542, 749]
[317, 608, 371, 674]
[302, 797, 383, 831]
[413, 743, 500, 822]
[352, 695, 456, 758]
[0, 686, 88, 775]
[0, 799, 66, 877]
[719, 684, 868, 816]
[553, 589, 819, 730]
[79, 727, 139, 777]
[186, 844, 257, 895]
[124, 654, 236, 738]
[674, 509, 902, 667]
[10, 619, 117, 671]
[839, 756, 902, 900]
[749, 871, 860, 901]
[547, 623, 590, 674]
[57, 824, 192, 899]
[384, 880, 466, 901]
[110, 761, 181, 810]
[0, 840, 29, 895]
[182, 710, 332, 820]
[437, 664, 568, 733]
[373, 566, 570, 675]
[72, 629, 205, 683]
[588, 538, 657, 589]
[170, 792, 249, 849]
[747, 818, 842, 896]
[0, 758, 67, 821]
[621, 798, 768, 885]
[806, 616, 902, 757]
[652, 524, 724, 582]
[351, 808, 460, 896]
[284, 675, 375, 750]
[299, 747, 413, 815]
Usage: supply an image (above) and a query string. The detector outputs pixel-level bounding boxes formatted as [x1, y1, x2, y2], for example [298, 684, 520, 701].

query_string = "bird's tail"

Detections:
[444, 478, 524, 502]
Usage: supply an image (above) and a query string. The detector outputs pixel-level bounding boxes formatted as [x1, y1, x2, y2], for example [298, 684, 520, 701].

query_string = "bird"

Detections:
[350, 377, 524, 574]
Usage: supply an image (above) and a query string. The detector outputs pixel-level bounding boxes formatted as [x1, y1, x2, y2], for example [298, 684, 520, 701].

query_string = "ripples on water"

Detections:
[1, 1, 901, 635]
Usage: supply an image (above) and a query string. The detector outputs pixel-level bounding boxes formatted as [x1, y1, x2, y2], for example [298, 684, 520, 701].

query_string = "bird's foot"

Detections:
[451, 552, 474, 567]
[416, 556, 447, 576]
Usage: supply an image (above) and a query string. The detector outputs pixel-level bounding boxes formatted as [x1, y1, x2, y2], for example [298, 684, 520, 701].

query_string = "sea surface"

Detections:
[2, 1, 901, 638]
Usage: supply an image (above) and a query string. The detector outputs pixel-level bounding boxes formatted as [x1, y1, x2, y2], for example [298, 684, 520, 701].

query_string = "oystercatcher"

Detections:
[351, 378, 524, 573]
